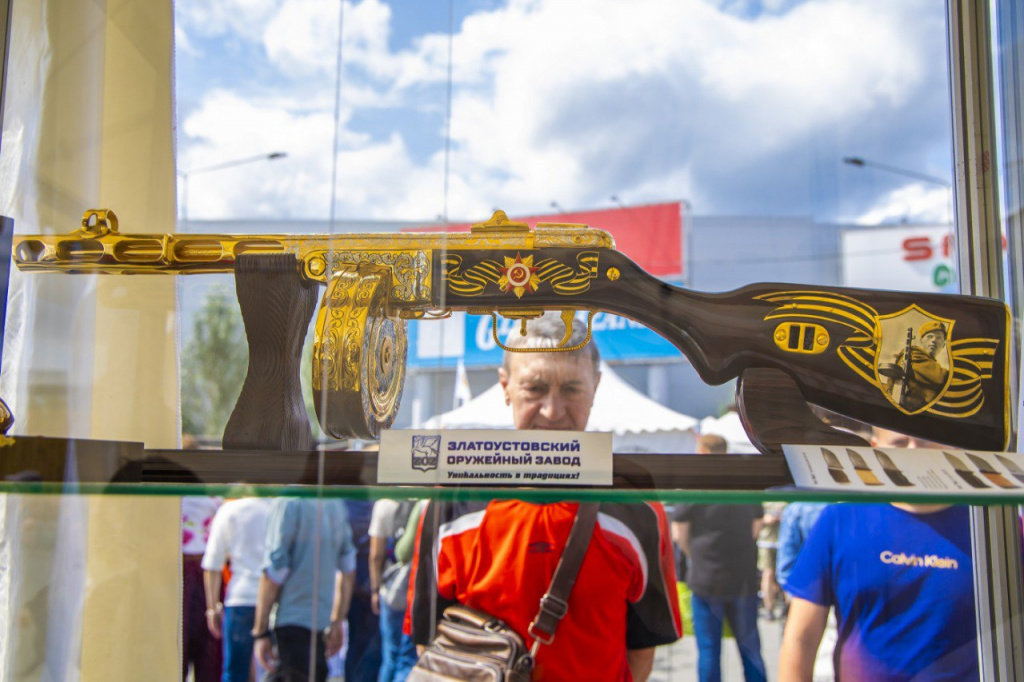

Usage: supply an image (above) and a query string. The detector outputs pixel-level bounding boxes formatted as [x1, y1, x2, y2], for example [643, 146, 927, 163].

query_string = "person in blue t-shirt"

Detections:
[779, 503, 978, 681]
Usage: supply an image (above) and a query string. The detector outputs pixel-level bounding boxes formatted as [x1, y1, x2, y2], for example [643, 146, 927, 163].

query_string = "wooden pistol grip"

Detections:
[737, 368, 872, 456]
[223, 253, 319, 451]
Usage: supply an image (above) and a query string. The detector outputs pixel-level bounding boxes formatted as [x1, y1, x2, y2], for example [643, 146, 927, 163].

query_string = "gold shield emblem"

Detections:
[875, 305, 955, 414]
[756, 290, 1000, 422]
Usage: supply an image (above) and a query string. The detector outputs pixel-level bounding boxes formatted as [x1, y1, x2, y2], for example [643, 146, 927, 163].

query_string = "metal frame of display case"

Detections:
[949, 0, 1024, 678]
[0, 1, 1023, 680]
[0, 0, 8, 137]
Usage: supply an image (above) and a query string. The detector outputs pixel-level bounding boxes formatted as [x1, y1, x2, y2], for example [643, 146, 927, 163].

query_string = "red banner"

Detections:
[404, 201, 684, 277]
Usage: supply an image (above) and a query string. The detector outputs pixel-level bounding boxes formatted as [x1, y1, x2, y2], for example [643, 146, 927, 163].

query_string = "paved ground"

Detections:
[326, 608, 799, 682]
[650, 615, 787, 682]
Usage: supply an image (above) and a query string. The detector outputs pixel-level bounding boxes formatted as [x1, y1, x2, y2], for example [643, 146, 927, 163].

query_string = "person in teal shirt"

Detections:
[253, 497, 357, 682]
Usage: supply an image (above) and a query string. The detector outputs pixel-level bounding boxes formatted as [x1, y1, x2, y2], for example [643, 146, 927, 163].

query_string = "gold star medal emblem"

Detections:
[498, 254, 540, 298]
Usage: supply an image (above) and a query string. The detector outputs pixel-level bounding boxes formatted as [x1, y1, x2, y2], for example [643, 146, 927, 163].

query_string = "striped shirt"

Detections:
[408, 500, 682, 681]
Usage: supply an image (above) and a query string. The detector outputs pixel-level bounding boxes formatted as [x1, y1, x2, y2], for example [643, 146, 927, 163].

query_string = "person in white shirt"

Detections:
[202, 494, 272, 682]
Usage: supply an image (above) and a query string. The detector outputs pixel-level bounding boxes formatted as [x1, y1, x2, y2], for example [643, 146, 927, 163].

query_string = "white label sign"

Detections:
[841, 225, 955, 292]
[379, 429, 613, 485]
[784, 444, 1024, 496]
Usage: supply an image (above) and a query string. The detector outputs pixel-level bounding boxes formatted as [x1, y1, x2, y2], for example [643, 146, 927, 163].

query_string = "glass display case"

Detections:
[0, 0, 1022, 680]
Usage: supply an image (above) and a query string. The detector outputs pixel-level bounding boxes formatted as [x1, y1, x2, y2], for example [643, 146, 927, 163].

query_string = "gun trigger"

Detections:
[558, 310, 576, 347]
[493, 311, 594, 354]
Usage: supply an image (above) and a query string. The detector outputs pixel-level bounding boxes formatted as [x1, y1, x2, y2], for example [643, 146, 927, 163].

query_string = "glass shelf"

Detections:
[4, 482, 1024, 507]
[3, 435, 1022, 505]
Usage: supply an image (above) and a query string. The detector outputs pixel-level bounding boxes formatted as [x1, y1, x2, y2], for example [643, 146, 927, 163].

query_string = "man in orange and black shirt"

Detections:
[405, 315, 682, 681]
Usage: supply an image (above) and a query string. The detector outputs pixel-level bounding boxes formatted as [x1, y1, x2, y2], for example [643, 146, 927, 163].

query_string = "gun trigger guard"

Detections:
[490, 311, 595, 353]
[423, 308, 452, 320]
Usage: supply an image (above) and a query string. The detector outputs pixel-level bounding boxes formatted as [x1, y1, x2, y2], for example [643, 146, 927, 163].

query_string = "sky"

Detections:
[173, 0, 955, 225]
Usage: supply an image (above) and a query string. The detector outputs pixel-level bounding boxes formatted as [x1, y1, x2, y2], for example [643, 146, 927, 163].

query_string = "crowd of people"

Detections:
[181, 314, 985, 682]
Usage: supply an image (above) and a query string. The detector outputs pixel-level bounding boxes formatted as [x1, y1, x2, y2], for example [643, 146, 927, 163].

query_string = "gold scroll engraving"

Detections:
[320, 250, 430, 304]
[445, 251, 600, 297]
[756, 291, 999, 418]
[312, 263, 406, 439]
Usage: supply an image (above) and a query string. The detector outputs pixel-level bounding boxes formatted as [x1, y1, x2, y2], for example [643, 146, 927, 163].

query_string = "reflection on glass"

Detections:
[995, 454, 1024, 484]
[943, 452, 989, 489]
[822, 447, 850, 484]
[163, 0, 961, 449]
[966, 453, 1017, 489]
[873, 449, 913, 487]
[846, 449, 883, 486]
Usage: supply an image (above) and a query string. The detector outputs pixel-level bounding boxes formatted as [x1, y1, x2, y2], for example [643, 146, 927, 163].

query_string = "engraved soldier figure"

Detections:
[884, 321, 949, 412]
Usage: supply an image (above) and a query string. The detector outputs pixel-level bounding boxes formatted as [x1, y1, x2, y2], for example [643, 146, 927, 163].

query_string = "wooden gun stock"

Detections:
[440, 248, 1010, 451]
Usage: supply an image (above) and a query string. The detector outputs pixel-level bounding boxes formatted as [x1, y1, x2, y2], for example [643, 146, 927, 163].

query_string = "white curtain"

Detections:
[0, 0, 181, 678]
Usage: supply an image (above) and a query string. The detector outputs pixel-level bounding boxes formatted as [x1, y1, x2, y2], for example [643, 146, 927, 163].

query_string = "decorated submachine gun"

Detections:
[13, 209, 1011, 452]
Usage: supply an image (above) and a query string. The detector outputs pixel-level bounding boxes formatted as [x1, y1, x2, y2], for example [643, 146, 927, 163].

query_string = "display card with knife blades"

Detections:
[783, 445, 1024, 495]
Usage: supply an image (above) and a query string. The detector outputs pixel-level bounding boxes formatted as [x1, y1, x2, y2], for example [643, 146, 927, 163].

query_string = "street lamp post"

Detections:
[842, 156, 953, 225]
[179, 151, 287, 228]
[841, 156, 951, 188]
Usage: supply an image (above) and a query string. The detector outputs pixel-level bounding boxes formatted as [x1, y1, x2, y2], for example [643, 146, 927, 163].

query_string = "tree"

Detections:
[181, 284, 248, 440]
[180, 283, 328, 443]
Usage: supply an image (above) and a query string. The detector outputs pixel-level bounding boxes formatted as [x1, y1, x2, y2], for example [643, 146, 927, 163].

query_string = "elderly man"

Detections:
[406, 314, 682, 681]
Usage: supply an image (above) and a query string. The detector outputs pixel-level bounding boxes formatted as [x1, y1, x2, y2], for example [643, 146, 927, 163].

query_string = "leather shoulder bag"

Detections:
[408, 502, 599, 682]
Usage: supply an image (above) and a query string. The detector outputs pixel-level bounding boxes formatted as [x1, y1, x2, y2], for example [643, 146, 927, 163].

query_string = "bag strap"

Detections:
[527, 502, 600, 652]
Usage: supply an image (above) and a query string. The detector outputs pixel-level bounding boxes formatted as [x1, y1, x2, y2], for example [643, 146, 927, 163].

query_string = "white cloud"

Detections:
[263, 0, 398, 80]
[174, 24, 196, 56]
[176, 0, 950, 222]
[851, 184, 953, 225]
[180, 90, 341, 219]
[413, 0, 939, 215]
[695, 2, 922, 135]
[179, 90, 450, 220]
[176, 0, 281, 43]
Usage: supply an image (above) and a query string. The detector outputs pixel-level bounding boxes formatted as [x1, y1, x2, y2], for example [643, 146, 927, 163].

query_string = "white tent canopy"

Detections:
[424, 363, 698, 453]
[698, 411, 759, 454]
